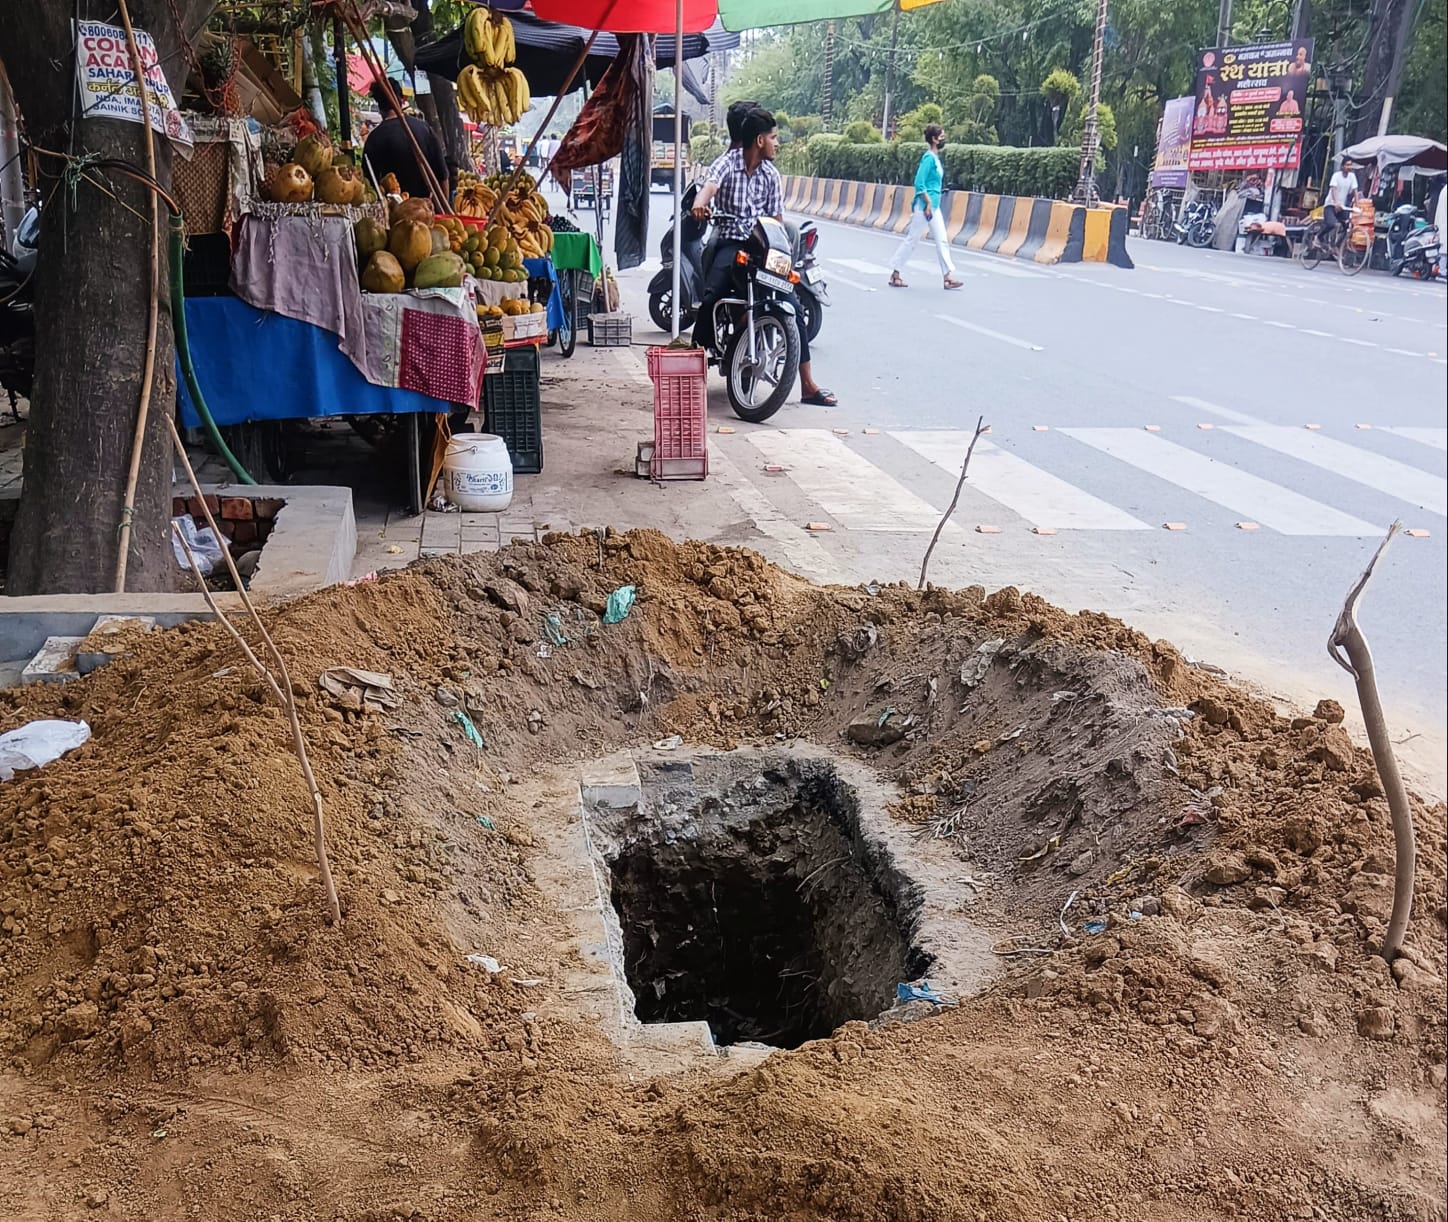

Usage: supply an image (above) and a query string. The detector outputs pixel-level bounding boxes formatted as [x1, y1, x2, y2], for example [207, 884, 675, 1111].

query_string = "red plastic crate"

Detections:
[647, 345, 708, 481]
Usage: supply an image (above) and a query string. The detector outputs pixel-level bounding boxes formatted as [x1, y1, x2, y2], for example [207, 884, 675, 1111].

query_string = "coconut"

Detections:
[354, 217, 389, 260]
[412, 251, 466, 290]
[267, 163, 313, 203]
[390, 197, 435, 229]
[315, 164, 364, 206]
[360, 251, 406, 294]
[293, 132, 334, 179]
[388, 220, 433, 272]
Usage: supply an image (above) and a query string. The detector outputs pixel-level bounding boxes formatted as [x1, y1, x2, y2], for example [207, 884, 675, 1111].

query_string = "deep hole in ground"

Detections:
[604, 757, 931, 1050]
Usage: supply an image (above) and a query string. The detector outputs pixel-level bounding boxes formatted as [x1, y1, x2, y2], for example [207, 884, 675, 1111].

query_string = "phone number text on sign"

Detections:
[73, 19, 193, 152]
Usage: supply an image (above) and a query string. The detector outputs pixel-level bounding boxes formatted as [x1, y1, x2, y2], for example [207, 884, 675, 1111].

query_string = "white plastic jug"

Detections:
[442, 433, 513, 512]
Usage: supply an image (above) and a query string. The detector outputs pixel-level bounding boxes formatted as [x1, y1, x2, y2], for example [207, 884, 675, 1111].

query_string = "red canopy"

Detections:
[528, 0, 719, 34]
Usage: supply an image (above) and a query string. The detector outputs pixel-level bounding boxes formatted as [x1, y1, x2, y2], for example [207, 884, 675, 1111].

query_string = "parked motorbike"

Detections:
[1386, 204, 1442, 279]
[1173, 197, 1217, 248]
[0, 211, 38, 414]
[648, 181, 828, 345]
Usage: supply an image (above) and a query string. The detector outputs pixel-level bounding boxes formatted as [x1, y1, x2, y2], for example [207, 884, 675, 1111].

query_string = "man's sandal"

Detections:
[801, 388, 838, 406]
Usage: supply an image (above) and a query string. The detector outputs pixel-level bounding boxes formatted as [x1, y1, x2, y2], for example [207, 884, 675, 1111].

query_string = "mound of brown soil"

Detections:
[0, 531, 1442, 1221]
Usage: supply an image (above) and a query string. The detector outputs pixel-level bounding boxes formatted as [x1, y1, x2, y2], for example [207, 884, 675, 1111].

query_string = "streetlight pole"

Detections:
[881, 5, 901, 138]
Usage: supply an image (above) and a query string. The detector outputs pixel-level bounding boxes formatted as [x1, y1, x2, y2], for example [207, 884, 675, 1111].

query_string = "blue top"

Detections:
[913, 149, 944, 209]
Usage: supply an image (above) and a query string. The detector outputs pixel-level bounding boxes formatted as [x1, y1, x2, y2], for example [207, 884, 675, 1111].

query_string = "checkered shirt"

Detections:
[705, 148, 783, 242]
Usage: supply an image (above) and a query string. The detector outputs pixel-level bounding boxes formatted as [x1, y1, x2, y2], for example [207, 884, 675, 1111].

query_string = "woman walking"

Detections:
[889, 125, 963, 290]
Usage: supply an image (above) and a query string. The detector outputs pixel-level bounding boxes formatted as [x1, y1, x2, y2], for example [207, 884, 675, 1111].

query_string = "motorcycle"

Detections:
[648, 181, 828, 344]
[1173, 197, 1217, 248]
[1386, 204, 1441, 279]
[0, 207, 38, 414]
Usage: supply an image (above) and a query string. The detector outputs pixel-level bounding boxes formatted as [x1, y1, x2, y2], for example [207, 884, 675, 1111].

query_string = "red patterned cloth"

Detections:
[400, 307, 483, 403]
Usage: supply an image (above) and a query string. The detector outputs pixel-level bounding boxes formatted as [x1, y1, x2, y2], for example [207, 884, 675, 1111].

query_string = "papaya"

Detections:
[354, 216, 388, 260]
[390, 197, 435, 228]
[412, 251, 466, 290]
[316, 164, 364, 205]
[293, 132, 334, 178]
[360, 251, 405, 293]
[388, 219, 433, 272]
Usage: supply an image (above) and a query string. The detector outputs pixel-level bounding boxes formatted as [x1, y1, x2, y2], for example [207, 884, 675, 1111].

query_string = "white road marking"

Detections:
[825, 271, 878, 292]
[1262, 320, 1296, 329]
[1059, 427, 1381, 536]
[611, 348, 653, 387]
[829, 256, 894, 277]
[1169, 395, 1260, 426]
[1196, 305, 1224, 312]
[746, 429, 956, 533]
[708, 443, 835, 579]
[893, 431, 1150, 531]
[1380, 427, 1448, 451]
[1223, 426, 1448, 517]
[956, 256, 1047, 280]
[1299, 328, 1333, 337]
[1339, 337, 1378, 347]
[1229, 311, 1258, 320]
[935, 314, 1044, 351]
[1384, 347, 1423, 357]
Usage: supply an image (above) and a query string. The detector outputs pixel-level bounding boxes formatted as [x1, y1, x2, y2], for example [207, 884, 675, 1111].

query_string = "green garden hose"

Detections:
[169, 212, 255, 484]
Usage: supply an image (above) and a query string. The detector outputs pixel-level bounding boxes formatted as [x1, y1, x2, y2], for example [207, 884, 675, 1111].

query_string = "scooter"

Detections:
[1386, 204, 1441, 279]
[648, 181, 828, 343]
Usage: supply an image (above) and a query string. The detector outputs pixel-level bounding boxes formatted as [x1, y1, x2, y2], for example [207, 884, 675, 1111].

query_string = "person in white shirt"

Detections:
[1324, 159, 1359, 244]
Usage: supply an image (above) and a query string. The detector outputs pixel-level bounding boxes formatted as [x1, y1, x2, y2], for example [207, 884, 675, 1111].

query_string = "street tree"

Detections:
[0, 1, 215, 595]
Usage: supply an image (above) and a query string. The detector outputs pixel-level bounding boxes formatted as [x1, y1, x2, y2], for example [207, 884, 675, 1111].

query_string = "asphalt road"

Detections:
[595, 187, 1448, 786]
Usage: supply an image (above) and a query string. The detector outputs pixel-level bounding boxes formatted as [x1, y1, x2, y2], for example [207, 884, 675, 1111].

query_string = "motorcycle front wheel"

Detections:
[648, 289, 695, 335]
[724, 310, 800, 425]
[1187, 219, 1214, 248]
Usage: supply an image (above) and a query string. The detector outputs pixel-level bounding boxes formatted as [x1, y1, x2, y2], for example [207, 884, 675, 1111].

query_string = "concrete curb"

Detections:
[783, 174, 1133, 268]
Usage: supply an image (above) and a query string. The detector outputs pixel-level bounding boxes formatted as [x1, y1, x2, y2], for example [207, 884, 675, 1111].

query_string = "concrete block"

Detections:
[21, 636, 84, 685]
[581, 751, 641, 810]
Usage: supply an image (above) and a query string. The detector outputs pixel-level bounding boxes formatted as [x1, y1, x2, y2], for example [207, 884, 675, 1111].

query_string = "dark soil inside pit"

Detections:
[607, 756, 929, 1049]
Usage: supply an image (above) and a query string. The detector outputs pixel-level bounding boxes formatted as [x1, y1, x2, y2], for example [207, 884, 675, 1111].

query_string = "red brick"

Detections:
[172, 497, 188, 517]
[220, 497, 254, 521]
[217, 521, 236, 539]
[253, 497, 285, 520]
[231, 520, 258, 545]
[204, 494, 221, 514]
[186, 496, 206, 518]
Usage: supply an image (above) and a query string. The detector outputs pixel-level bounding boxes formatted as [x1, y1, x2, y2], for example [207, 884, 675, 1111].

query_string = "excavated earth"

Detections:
[0, 530, 1443, 1221]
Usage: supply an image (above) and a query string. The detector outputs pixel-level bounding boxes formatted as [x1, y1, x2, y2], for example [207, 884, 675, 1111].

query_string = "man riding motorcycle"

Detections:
[690, 107, 837, 408]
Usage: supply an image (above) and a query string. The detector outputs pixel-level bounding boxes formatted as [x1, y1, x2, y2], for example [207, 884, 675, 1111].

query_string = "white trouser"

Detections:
[890, 203, 956, 276]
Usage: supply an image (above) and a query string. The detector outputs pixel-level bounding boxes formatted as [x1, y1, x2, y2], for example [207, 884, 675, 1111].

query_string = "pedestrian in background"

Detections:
[889, 124, 963, 291]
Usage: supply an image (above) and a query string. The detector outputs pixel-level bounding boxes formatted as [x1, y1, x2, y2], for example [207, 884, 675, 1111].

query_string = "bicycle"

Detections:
[1139, 189, 1177, 242]
[1299, 203, 1374, 274]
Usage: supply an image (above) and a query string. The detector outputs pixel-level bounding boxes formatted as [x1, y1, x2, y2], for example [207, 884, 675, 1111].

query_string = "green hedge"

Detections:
[805, 137, 1077, 200]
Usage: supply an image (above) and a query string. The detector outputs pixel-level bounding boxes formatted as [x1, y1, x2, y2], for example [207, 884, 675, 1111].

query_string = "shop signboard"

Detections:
[1151, 96, 1194, 188]
[1188, 39, 1312, 171]
[74, 19, 193, 152]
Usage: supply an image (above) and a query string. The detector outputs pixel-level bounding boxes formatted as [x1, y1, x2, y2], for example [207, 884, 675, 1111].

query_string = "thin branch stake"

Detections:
[1328, 521, 1413, 961]
[167, 418, 341, 925]
[918, 415, 988, 590]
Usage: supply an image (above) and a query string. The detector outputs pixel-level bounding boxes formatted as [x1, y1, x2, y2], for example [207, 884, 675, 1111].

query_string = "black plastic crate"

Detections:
[482, 343, 542, 474]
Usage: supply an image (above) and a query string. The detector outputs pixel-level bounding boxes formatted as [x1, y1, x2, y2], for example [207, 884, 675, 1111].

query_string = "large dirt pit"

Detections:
[0, 530, 1444, 1221]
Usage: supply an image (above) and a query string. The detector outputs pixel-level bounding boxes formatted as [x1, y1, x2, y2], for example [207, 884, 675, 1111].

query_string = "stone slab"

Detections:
[580, 750, 641, 810]
[21, 636, 85, 685]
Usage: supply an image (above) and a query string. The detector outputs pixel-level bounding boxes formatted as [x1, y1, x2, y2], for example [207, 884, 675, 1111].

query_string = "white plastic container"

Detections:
[442, 433, 513, 512]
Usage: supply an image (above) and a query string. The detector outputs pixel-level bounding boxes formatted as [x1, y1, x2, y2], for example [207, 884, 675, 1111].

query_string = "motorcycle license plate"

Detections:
[756, 271, 793, 292]
[803, 268, 822, 285]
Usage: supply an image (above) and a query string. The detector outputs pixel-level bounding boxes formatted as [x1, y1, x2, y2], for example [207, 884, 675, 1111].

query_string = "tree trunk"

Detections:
[0, 0, 215, 595]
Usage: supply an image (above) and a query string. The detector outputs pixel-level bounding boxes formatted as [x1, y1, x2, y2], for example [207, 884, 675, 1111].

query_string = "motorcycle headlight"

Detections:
[765, 250, 793, 277]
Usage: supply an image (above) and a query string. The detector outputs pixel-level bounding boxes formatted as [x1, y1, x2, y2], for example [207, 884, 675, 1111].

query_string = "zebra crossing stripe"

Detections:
[1223, 426, 1447, 517]
[891, 431, 1149, 531]
[746, 429, 953, 533]
[1379, 427, 1448, 452]
[1059, 427, 1382, 537]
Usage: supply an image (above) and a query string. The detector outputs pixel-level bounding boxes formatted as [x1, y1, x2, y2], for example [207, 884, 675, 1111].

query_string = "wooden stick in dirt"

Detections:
[167, 418, 342, 925]
[918, 415, 988, 590]
[1328, 520, 1414, 962]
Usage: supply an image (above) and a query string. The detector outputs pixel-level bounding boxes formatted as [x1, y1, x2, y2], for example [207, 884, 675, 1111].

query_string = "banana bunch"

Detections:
[499, 190, 553, 258]
[464, 8, 516, 68]
[457, 63, 531, 127]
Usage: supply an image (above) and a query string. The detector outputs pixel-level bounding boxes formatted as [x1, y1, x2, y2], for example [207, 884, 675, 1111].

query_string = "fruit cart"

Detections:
[568, 164, 613, 216]
[546, 229, 603, 360]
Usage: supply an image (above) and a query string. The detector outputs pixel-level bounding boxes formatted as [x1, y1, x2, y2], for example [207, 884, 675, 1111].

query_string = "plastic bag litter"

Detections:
[602, 585, 636, 625]
[170, 514, 226, 576]
[896, 979, 957, 1007]
[0, 719, 91, 782]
